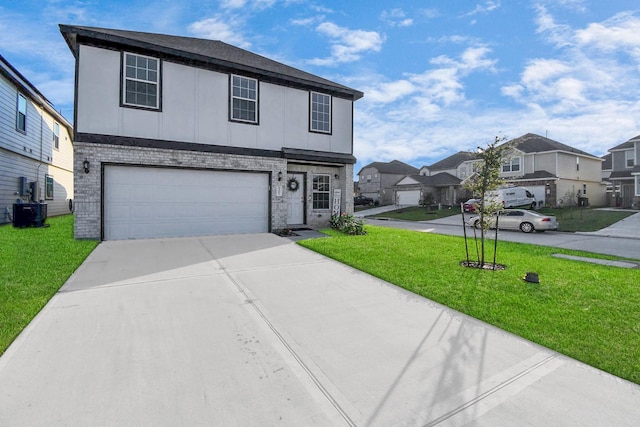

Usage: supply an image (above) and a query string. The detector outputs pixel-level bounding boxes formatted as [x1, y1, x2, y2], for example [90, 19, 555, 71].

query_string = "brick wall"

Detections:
[74, 142, 288, 239]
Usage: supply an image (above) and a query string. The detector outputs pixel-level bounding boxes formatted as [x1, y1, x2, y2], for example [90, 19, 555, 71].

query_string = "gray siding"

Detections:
[0, 71, 74, 225]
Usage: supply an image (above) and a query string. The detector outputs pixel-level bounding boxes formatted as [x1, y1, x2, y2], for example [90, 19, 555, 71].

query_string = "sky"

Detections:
[2, 0, 640, 174]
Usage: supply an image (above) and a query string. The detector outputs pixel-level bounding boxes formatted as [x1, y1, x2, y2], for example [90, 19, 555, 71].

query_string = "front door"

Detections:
[286, 173, 305, 225]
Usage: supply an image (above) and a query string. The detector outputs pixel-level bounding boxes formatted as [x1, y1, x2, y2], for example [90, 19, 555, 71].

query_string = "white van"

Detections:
[486, 186, 536, 209]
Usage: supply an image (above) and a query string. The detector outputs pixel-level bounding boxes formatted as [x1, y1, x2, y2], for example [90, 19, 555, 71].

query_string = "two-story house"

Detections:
[393, 133, 605, 208]
[356, 160, 418, 205]
[60, 25, 363, 240]
[499, 133, 606, 207]
[607, 135, 640, 208]
[1, 55, 74, 225]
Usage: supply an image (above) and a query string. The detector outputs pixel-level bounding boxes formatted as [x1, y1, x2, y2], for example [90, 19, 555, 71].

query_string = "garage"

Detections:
[396, 190, 421, 206]
[103, 166, 269, 240]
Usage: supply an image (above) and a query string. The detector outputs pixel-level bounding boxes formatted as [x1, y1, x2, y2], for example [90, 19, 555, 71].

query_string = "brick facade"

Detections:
[74, 142, 352, 239]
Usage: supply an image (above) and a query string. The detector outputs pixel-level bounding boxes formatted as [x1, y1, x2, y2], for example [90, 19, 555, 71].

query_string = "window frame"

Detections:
[625, 150, 635, 168]
[53, 122, 60, 150]
[121, 52, 161, 110]
[635, 175, 640, 196]
[312, 174, 331, 210]
[230, 74, 259, 124]
[309, 91, 332, 134]
[45, 175, 54, 200]
[16, 93, 27, 133]
[502, 157, 521, 173]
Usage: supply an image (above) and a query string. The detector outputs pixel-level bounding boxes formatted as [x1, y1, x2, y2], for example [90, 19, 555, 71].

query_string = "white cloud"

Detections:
[462, 1, 500, 17]
[576, 12, 640, 54]
[188, 15, 251, 48]
[308, 22, 383, 66]
[533, 3, 574, 47]
[381, 9, 413, 27]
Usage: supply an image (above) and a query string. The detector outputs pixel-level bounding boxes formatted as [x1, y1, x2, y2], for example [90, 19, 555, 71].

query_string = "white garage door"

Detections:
[396, 190, 421, 206]
[104, 166, 269, 240]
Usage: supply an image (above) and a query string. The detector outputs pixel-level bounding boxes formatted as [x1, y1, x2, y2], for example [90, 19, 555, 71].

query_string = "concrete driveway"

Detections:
[1, 234, 639, 426]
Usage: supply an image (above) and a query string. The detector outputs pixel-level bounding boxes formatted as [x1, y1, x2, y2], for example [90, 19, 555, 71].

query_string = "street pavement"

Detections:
[361, 207, 640, 260]
[1, 233, 639, 426]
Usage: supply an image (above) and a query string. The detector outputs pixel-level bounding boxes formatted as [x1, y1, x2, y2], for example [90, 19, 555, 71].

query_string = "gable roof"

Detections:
[504, 133, 596, 157]
[397, 172, 461, 187]
[0, 54, 73, 134]
[358, 160, 419, 175]
[59, 25, 363, 101]
[601, 153, 612, 170]
[609, 135, 640, 151]
[428, 151, 479, 170]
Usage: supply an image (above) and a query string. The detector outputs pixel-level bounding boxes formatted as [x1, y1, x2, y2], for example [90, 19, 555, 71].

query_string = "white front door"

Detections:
[286, 173, 305, 225]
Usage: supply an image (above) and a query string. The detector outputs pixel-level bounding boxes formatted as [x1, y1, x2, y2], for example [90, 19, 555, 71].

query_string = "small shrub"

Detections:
[330, 213, 367, 235]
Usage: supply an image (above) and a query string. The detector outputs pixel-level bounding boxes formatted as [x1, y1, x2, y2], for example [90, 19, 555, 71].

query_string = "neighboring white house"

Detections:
[0, 54, 74, 225]
[60, 25, 363, 240]
[606, 135, 640, 208]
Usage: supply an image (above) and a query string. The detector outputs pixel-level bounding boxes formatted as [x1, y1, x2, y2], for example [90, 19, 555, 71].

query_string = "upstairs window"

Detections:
[231, 75, 258, 123]
[310, 92, 331, 133]
[626, 150, 635, 168]
[502, 157, 520, 173]
[53, 122, 60, 149]
[17, 93, 27, 132]
[123, 53, 160, 109]
[312, 174, 330, 210]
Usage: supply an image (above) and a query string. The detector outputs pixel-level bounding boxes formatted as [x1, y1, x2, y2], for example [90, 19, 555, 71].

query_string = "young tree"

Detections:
[463, 136, 507, 268]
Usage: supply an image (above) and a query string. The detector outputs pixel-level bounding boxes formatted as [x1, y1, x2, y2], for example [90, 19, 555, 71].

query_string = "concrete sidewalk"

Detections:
[1, 234, 639, 426]
[578, 210, 640, 239]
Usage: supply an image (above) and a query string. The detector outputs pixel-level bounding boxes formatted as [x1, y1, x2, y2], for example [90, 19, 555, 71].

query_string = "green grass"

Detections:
[300, 226, 640, 384]
[537, 207, 635, 232]
[370, 205, 462, 221]
[0, 215, 98, 355]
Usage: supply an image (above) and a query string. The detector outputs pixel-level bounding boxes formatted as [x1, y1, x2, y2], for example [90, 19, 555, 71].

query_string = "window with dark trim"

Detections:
[312, 174, 330, 210]
[17, 93, 27, 132]
[310, 92, 331, 133]
[231, 75, 258, 123]
[123, 52, 160, 109]
[53, 122, 60, 149]
[45, 175, 54, 200]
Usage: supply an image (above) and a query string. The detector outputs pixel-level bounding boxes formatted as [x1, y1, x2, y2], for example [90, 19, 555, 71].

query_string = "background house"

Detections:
[356, 160, 418, 205]
[498, 133, 606, 207]
[1, 55, 73, 225]
[60, 25, 363, 240]
[607, 135, 640, 208]
[393, 133, 605, 208]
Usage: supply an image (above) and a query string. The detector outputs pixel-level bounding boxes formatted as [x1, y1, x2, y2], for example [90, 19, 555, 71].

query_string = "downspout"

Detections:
[35, 106, 45, 202]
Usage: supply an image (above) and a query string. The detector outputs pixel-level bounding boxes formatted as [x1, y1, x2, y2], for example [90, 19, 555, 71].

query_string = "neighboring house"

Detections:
[395, 133, 605, 208]
[498, 133, 606, 207]
[393, 151, 478, 206]
[1, 54, 73, 225]
[60, 25, 363, 240]
[393, 173, 462, 206]
[356, 160, 418, 205]
[606, 135, 640, 208]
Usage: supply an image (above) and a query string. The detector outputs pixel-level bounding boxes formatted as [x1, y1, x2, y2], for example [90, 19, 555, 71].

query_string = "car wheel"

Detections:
[474, 220, 482, 229]
[520, 222, 534, 233]
[530, 202, 536, 210]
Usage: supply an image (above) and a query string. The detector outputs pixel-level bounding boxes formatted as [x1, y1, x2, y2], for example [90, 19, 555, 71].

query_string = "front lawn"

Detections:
[299, 226, 640, 384]
[537, 207, 635, 232]
[0, 215, 98, 356]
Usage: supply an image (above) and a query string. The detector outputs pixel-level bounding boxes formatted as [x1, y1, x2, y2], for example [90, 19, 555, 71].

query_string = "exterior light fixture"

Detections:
[83, 159, 90, 174]
[278, 171, 283, 181]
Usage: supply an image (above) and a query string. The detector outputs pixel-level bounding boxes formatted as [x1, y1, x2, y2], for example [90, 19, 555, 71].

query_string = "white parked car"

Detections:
[466, 209, 558, 233]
